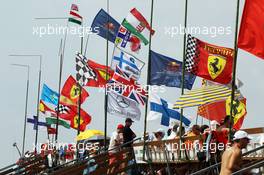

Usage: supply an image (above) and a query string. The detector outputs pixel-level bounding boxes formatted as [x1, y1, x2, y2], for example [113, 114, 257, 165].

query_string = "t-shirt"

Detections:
[123, 126, 135, 147]
[108, 131, 123, 153]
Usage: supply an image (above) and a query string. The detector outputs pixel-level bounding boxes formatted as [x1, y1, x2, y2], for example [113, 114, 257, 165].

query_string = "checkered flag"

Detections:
[76, 53, 97, 86]
[55, 104, 70, 114]
[185, 34, 200, 72]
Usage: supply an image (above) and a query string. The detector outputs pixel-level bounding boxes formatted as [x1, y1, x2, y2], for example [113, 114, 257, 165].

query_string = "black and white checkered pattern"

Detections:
[75, 52, 97, 86]
[185, 34, 199, 72]
[55, 104, 70, 114]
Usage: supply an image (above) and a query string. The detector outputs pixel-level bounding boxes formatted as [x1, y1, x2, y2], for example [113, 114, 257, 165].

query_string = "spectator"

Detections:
[123, 118, 136, 148]
[210, 120, 220, 131]
[154, 128, 165, 141]
[167, 124, 178, 140]
[218, 115, 232, 131]
[108, 124, 124, 174]
[200, 125, 209, 134]
[220, 130, 251, 175]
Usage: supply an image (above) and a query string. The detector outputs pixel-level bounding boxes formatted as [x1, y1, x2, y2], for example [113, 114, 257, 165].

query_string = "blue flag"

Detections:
[148, 94, 191, 127]
[91, 9, 120, 43]
[27, 116, 48, 130]
[41, 84, 59, 106]
[150, 51, 196, 90]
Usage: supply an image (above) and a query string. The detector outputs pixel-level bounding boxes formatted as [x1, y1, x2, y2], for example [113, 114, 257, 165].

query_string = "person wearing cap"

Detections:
[108, 124, 124, 174]
[123, 118, 136, 148]
[220, 130, 252, 175]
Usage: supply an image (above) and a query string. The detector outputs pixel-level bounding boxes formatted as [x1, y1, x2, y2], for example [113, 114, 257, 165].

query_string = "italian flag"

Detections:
[68, 7, 82, 25]
[122, 8, 155, 45]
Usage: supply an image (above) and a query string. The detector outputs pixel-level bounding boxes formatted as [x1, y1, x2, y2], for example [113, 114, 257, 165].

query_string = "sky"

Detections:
[0, 0, 264, 167]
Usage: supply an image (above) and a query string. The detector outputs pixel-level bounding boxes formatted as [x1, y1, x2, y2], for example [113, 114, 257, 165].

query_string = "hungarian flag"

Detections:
[122, 8, 155, 45]
[61, 75, 89, 105]
[238, 0, 264, 60]
[86, 59, 114, 87]
[45, 117, 70, 129]
[69, 4, 82, 25]
[70, 107, 91, 132]
[186, 34, 234, 84]
[198, 97, 246, 130]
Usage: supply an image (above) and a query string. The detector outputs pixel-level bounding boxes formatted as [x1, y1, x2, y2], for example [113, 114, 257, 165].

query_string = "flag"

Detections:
[61, 75, 89, 105]
[55, 104, 77, 120]
[91, 9, 120, 43]
[173, 86, 240, 109]
[198, 97, 246, 130]
[107, 90, 141, 121]
[148, 94, 191, 127]
[86, 59, 114, 87]
[27, 116, 47, 130]
[185, 34, 234, 84]
[41, 84, 59, 106]
[68, 4, 82, 25]
[201, 78, 244, 89]
[47, 126, 56, 134]
[76, 52, 97, 86]
[150, 50, 196, 90]
[45, 117, 70, 129]
[122, 8, 154, 45]
[69, 107, 91, 132]
[115, 25, 141, 53]
[226, 97, 247, 130]
[111, 47, 145, 80]
[109, 66, 147, 106]
[39, 100, 56, 116]
[238, 0, 264, 60]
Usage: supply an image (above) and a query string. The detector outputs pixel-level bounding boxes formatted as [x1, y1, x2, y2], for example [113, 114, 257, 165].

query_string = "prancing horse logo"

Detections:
[208, 54, 226, 79]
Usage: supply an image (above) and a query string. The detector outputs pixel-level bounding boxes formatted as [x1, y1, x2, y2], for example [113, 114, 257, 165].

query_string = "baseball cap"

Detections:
[233, 130, 252, 140]
[125, 118, 134, 123]
[117, 124, 124, 129]
[211, 120, 220, 125]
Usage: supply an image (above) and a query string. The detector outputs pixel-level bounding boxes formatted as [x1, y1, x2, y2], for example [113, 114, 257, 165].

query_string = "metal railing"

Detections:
[190, 144, 264, 175]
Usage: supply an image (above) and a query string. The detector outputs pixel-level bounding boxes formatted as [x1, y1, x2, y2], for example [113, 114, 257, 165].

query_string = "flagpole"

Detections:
[9, 54, 42, 152]
[179, 0, 188, 140]
[55, 38, 64, 143]
[77, 24, 84, 158]
[11, 64, 30, 157]
[35, 56, 42, 152]
[103, 0, 110, 150]
[229, 0, 241, 141]
[143, 0, 154, 161]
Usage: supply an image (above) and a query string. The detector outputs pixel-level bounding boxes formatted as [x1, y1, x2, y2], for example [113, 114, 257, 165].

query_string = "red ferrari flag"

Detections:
[186, 34, 234, 84]
[86, 60, 114, 87]
[70, 107, 91, 132]
[61, 75, 89, 105]
[238, 0, 264, 60]
[198, 97, 246, 130]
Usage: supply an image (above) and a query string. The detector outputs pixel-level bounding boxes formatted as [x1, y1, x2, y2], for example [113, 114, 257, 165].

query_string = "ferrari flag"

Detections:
[185, 34, 234, 84]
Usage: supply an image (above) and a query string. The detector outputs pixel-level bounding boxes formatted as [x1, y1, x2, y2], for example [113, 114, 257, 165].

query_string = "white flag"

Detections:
[111, 47, 144, 80]
[107, 90, 141, 121]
